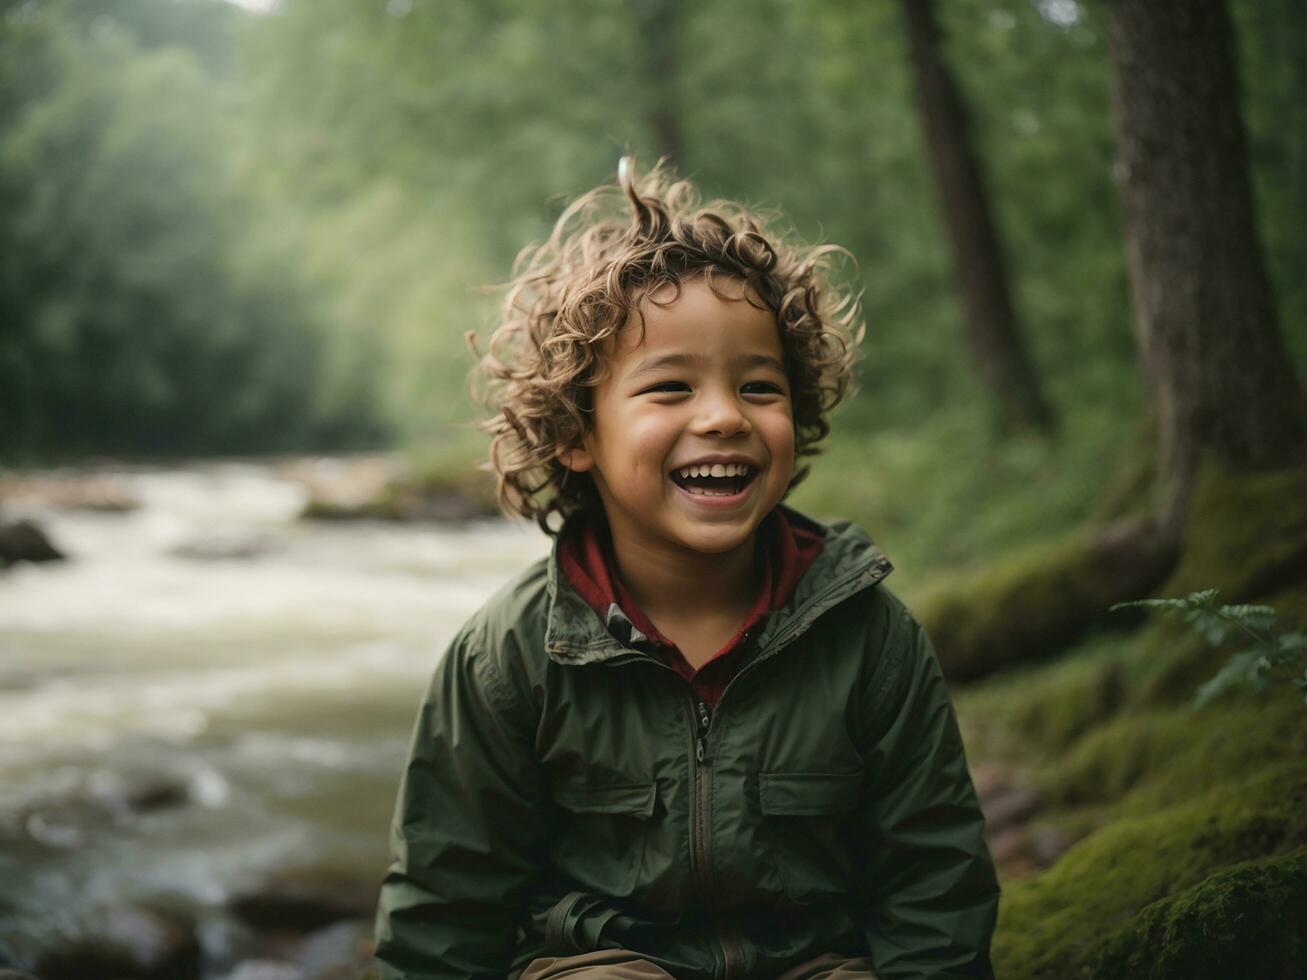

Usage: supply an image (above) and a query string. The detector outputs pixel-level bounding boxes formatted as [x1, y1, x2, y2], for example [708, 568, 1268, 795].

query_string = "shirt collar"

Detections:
[543, 506, 893, 666]
[556, 508, 825, 655]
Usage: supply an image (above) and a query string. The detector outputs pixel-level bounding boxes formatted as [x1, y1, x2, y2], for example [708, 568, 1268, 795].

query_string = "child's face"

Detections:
[563, 277, 795, 561]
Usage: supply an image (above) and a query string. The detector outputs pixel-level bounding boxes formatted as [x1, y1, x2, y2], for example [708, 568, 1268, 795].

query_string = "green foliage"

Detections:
[233, 0, 1146, 440]
[1113, 590, 1307, 708]
[1, 0, 1304, 545]
[0, 0, 386, 458]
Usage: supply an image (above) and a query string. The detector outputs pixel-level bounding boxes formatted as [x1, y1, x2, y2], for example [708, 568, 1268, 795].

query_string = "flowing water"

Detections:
[0, 461, 548, 959]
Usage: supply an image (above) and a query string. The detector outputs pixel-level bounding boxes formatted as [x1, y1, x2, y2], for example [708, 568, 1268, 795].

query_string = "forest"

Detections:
[1, 0, 1305, 977]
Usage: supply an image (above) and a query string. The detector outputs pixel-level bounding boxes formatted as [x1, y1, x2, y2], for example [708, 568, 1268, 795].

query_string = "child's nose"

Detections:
[692, 390, 752, 437]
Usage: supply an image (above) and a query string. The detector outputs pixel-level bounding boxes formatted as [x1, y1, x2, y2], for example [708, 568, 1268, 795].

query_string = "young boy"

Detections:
[375, 159, 999, 980]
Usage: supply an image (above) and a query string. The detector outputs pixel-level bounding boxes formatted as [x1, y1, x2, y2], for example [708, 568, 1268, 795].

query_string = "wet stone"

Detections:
[85, 769, 192, 815]
[230, 869, 377, 934]
[34, 904, 201, 980]
[0, 520, 63, 566]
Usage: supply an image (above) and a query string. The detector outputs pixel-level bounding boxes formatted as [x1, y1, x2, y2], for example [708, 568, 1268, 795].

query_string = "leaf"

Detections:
[1279, 633, 1307, 654]
[1217, 604, 1277, 631]
[1111, 598, 1179, 612]
[1111, 590, 1219, 615]
[1122, 590, 1306, 711]
[1194, 649, 1263, 707]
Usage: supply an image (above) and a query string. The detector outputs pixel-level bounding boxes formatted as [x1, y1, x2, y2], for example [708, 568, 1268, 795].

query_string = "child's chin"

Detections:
[674, 520, 762, 554]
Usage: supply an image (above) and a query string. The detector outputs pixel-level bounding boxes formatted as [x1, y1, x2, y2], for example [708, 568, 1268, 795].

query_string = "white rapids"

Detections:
[0, 460, 548, 954]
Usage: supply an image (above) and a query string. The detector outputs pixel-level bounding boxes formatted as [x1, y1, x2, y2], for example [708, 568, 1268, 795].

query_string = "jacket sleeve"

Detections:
[859, 598, 1000, 980]
[375, 623, 546, 980]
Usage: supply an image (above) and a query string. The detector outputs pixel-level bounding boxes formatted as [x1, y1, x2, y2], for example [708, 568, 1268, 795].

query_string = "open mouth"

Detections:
[669, 462, 757, 498]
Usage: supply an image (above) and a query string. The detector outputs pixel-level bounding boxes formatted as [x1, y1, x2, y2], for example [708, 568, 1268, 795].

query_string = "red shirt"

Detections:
[558, 510, 825, 705]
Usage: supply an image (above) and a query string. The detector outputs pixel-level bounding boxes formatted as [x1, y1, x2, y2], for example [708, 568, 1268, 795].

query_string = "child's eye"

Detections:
[741, 381, 785, 396]
[639, 381, 691, 395]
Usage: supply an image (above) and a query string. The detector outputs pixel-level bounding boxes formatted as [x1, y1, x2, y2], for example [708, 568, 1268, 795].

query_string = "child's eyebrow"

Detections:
[627, 352, 787, 378]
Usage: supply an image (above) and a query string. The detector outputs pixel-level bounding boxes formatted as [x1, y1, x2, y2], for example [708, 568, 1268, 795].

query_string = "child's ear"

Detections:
[556, 442, 595, 473]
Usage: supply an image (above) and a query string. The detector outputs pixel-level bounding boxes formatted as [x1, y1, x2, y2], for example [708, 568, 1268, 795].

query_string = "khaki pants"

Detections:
[517, 948, 879, 979]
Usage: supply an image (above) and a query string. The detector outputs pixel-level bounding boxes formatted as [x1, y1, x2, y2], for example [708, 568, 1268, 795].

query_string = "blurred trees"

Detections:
[1108, 0, 1307, 530]
[901, 0, 1052, 434]
[0, 0, 1303, 472]
[633, 0, 685, 168]
[0, 0, 383, 457]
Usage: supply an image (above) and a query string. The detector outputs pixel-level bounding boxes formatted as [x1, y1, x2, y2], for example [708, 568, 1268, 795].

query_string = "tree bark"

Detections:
[901, 0, 1053, 435]
[632, 0, 684, 169]
[1108, 0, 1307, 533]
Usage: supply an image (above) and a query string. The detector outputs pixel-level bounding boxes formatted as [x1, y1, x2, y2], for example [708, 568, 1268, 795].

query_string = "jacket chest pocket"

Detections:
[757, 770, 863, 905]
[549, 780, 658, 899]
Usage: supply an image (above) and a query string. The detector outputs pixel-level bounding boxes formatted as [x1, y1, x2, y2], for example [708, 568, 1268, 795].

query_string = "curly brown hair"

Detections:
[472, 158, 863, 534]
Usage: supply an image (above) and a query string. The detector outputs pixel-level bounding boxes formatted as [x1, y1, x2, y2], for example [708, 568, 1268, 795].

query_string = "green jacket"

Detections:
[375, 509, 999, 980]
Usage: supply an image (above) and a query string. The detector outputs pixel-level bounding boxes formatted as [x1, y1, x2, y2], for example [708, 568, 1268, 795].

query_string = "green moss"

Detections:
[910, 529, 1151, 681]
[955, 634, 1130, 761]
[1162, 464, 1307, 601]
[909, 464, 1307, 684]
[1087, 848, 1307, 980]
[945, 467, 1307, 978]
[1046, 690, 1306, 812]
[994, 762, 1307, 979]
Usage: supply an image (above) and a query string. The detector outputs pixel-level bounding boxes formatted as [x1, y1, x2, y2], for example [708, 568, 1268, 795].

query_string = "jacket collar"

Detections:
[543, 505, 893, 666]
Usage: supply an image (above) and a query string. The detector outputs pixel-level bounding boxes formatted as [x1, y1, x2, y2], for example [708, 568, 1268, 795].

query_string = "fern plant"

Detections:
[1112, 590, 1307, 707]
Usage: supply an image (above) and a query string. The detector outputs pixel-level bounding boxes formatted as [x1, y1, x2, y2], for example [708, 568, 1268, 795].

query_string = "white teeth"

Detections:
[674, 462, 753, 481]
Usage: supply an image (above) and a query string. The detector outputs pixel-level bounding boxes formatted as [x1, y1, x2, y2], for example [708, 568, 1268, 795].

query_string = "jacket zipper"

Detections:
[696, 565, 885, 979]
[690, 697, 710, 885]
[689, 697, 747, 980]
[688, 696, 731, 978]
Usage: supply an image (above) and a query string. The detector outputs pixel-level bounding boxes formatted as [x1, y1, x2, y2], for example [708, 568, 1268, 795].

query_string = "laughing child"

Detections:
[375, 159, 999, 980]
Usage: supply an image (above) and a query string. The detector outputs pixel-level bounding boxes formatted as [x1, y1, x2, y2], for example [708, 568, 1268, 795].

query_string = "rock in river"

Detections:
[0, 519, 63, 566]
[230, 868, 378, 934]
[34, 904, 201, 980]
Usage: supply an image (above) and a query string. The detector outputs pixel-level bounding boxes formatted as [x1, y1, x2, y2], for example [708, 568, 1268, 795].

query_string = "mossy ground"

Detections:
[951, 464, 1307, 979]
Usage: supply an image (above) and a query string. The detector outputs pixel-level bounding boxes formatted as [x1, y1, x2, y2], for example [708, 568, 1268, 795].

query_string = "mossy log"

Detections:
[911, 515, 1176, 681]
[914, 464, 1307, 682]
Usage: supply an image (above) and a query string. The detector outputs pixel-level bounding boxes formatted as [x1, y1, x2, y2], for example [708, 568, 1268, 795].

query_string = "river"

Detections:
[0, 460, 548, 967]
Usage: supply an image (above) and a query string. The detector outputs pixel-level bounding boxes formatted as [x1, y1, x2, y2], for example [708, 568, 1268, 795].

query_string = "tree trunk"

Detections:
[901, 0, 1053, 435]
[1108, 0, 1307, 533]
[632, 0, 684, 169]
